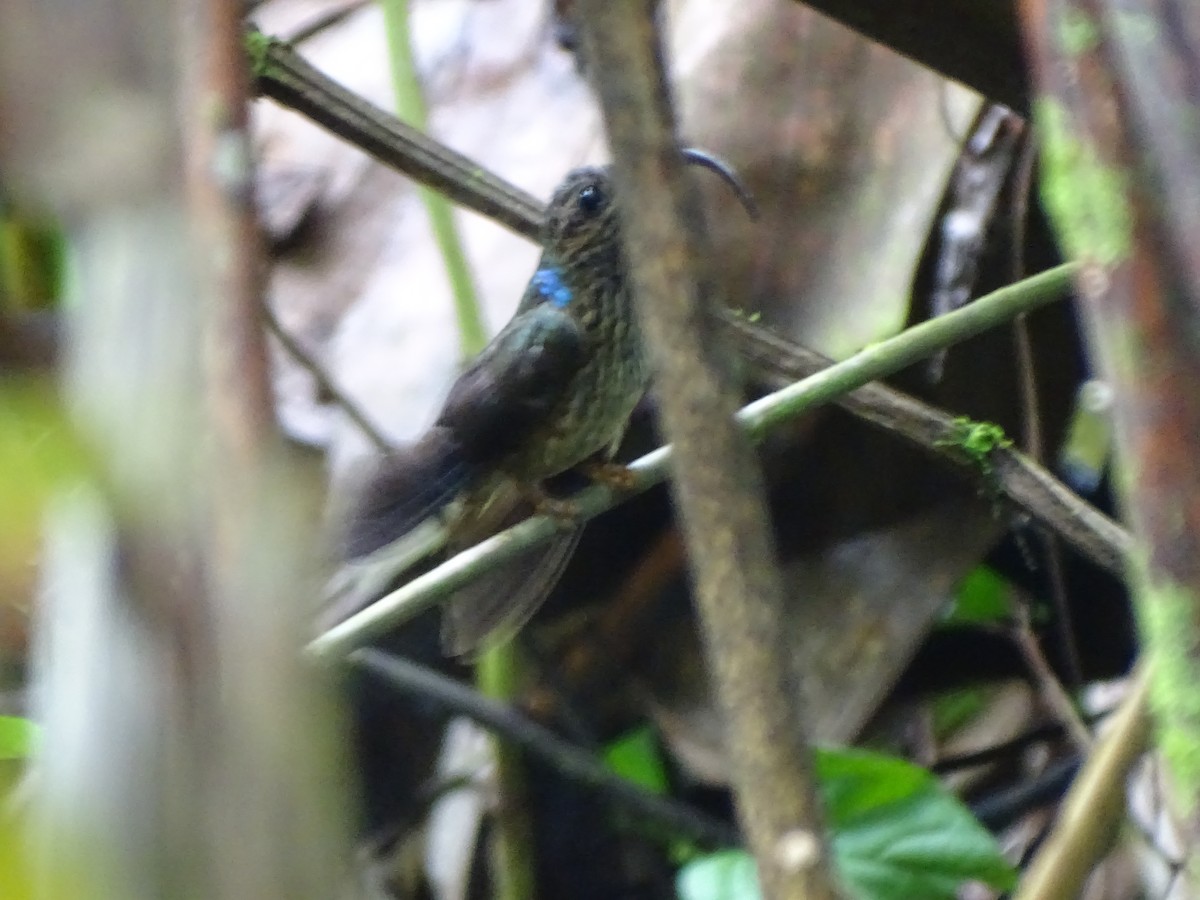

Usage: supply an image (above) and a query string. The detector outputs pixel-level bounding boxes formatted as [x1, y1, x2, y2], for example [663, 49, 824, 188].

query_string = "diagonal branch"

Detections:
[248, 36, 1106, 574]
[1013, 667, 1152, 900]
[350, 647, 738, 847]
[260, 301, 393, 453]
[247, 30, 544, 241]
[308, 262, 1079, 661]
[256, 26, 1127, 691]
[724, 311, 1129, 576]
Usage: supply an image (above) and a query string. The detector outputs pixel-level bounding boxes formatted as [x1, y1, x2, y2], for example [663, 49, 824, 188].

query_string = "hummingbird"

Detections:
[338, 149, 755, 655]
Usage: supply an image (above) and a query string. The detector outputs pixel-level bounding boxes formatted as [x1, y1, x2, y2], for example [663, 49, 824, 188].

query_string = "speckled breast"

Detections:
[505, 283, 648, 480]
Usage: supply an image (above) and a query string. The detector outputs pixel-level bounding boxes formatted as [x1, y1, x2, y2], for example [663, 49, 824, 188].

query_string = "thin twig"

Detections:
[260, 301, 393, 453]
[932, 720, 1095, 774]
[349, 647, 738, 847]
[969, 756, 1080, 832]
[1011, 597, 1093, 752]
[1014, 666, 1152, 900]
[1009, 122, 1084, 691]
[282, 0, 371, 45]
[1009, 121, 1041, 458]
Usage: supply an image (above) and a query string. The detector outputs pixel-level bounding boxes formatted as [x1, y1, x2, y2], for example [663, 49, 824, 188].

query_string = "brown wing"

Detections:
[437, 303, 585, 468]
[440, 524, 584, 657]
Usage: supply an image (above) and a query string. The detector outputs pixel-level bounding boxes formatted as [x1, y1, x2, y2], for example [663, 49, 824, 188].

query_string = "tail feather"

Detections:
[341, 426, 473, 559]
[440, 526, 583, 657]
[437, 479, 584, 656]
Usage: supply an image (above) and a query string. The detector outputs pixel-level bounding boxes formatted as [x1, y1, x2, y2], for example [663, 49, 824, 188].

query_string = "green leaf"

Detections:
[676, 849, 760, 900]
[826, 751, 1016, 897]
[0, 716, 39, 760]
[929, 687, 989, 738]
[604, 727, 670, 795]
[676, 749, 1015, 900]
[604, 728, 702, 863]
[0, 210, 65, 311]
[824, 748, 1016, 898]
[942, 566, 1012, 626]
[818, 748, 928, 820]
[0, 383, 89, 577]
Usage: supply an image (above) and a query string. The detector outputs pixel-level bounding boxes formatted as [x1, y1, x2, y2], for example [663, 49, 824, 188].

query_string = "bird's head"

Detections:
[542, 167, 621, 273]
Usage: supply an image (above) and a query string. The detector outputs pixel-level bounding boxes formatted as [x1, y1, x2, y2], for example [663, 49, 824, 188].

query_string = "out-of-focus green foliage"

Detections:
[676, 748, 1016, 900]
[0, 383, 89, 625]
[0, 716, 34, 900]
[0, 715, 38, 759]
[928, 687, 990, 743]
[604, 726, 671, 796]
[0, 818, 33, 900]
[942, 566, 1012, 627]
[0, 204, 65, 311]
[1, 383, 87, 519]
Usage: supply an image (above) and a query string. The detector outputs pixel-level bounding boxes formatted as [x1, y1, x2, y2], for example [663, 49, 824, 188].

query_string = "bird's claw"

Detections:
[535, 494, 581, 527]
[517, 484, 580, 529]
[580, 460, 637, 492]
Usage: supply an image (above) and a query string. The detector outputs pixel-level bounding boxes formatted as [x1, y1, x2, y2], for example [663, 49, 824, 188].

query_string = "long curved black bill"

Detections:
[681, 147, 760, 221]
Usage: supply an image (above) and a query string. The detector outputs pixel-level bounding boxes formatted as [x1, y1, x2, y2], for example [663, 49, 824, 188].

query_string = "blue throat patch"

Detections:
[532, 266, 573, 308]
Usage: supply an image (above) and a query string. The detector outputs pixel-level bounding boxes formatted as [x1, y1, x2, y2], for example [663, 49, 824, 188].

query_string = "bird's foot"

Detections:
[519, 484, 580, 528]
[580, 460, 638, 492]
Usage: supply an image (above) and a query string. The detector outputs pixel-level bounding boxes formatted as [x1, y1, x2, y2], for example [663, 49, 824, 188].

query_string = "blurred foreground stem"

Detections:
[379, 5, 530, 895]
[379, 0, 487, 359]
[476, 647, 538, 900]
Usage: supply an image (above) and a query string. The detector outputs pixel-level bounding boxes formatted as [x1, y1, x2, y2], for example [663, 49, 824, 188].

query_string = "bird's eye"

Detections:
[577, 183, 606, 216]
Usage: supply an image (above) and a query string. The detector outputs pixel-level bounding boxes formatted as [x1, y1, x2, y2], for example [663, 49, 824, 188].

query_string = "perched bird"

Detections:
[339, 149, 755, 654]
